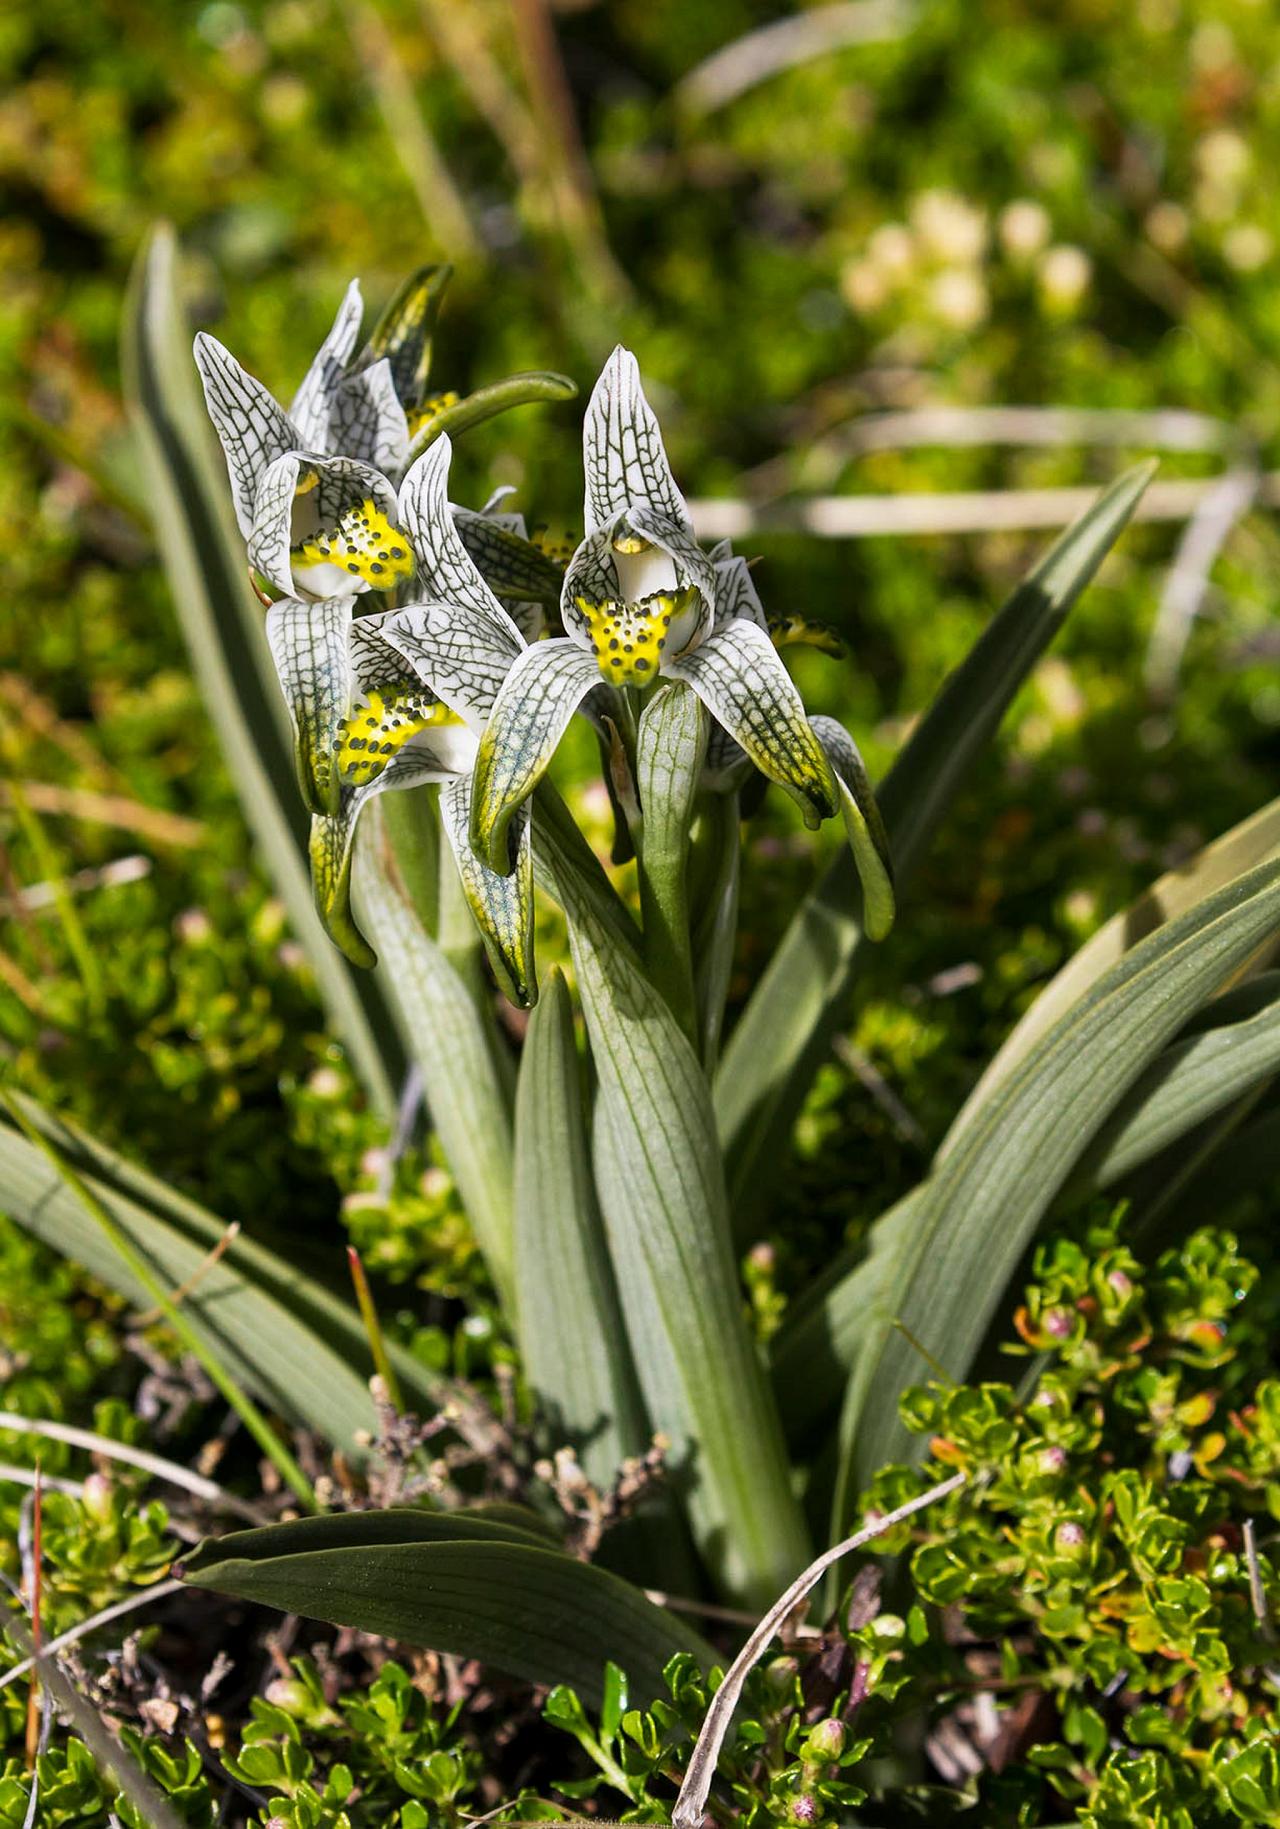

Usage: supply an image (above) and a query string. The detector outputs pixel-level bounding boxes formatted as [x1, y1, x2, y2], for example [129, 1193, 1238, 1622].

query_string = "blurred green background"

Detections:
[2, 0, 1279, 1306]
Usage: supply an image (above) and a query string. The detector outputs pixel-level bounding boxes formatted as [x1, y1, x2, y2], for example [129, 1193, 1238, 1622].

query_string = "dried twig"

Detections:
[0, 782, 204, 848]
[688, 470, 1280, 541]
[132, 1223, 242, 1328]
[671, 1471, 967, 1829]
[675, 0, 915, 116]
[0, 1577, 186, 1694]
[0, 1413, 267, 1525]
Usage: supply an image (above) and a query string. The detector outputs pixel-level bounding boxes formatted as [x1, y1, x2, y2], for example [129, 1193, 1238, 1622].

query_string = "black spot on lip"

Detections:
[347, 563, 360, 573]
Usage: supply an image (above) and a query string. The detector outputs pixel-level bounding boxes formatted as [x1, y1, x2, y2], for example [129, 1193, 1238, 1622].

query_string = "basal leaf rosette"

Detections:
[466, 346, 894, 936]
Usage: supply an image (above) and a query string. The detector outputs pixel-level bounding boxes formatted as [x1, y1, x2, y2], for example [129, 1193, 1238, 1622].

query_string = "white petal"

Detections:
[288, 279, 363, 450]
[194, 333, 299, 540]
[583, 345, 690, 533]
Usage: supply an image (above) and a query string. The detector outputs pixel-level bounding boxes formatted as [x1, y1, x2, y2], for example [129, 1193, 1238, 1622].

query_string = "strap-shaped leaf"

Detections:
[180, 1509, 712, 1706]
[0, 1093, 445, 1450]
[405, 371, 577, 464]
[192, 330, 298, 540]
[265, 595, 354, 816]
[636, 683, 707, 1042]
[359, 263, 452, 409]
[289, 278, 364, 449]
[125, 227, 402, 1114]
[691, 792, 742, 1070]
[715, 464, 1155, 1238]
[833, 853, 1280, 1520]
[945, 794, 1280, 1153]
[353, 800, 517, 1312]
[438, 774, 536, 1008]
[667, 618, 836, 829]
[809, 715, 894, 943]
[514, 970, 650, 1484]
[470, 640, 602, 872]
[544, 862, 810, 1605]
[583, 346, 688, 532]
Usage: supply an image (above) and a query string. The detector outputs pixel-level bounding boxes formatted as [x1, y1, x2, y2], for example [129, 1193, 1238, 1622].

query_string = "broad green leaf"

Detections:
[0, 1094, 443, 1451]
[122, 223, 402, 1117]
[545, 856, 809, 1606]
[406, 371, 577, 462]
[835, 853, 1280, 1521]
[353, 800, 517, 1313]
[714, 464, 1155, 1238]
[180, 1509, 712, 1706]
[945, 794, 1280, 1153]
[513, 970, 649, 1486]
[772, 808, 1280, 1447]
[1075, 973, 1280, 1188]
[636, 683, 707, 1043]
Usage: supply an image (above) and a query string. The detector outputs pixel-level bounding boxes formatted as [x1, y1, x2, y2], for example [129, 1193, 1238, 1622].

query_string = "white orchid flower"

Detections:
[265, 436, 541, 1003]
[457, 346, 894, 938]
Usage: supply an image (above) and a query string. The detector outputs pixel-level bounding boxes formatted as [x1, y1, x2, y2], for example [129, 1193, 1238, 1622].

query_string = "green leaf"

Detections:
[835, 852, 1280, 1518]
[945, 794, 1280, 1151]
[636, 683, 707, 1044]
[406, 370, 578, 462]
[545, 854, 810, 1606]
[0, 1093, 442, 1452]
[121, 222, 403, 1117]
[714, 464, 1155, 1238]
[180, 1509, 712, 1706]
[353, 800, 517, 1312]
[513, 970, 649, 1486]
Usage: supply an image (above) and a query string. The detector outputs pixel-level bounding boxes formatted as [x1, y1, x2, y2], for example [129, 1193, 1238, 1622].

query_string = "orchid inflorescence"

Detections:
[195, 265, 894, 1006]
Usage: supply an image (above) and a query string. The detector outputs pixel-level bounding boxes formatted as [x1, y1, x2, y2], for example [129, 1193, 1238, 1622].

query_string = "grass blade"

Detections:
[121, 222, 403, 1116]
[181, 1509, 713, 1706]
[0, 1093, 443, 1451]
[714, 464, 1155, 1238]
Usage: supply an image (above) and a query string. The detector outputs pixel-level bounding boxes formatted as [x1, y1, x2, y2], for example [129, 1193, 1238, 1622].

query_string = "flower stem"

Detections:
[635, 685, 706, 1048]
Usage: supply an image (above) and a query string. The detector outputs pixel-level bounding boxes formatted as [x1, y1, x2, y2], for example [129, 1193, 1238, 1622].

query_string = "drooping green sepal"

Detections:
[809, 715, 895, 942]
[470, 640, 601, 873]
[667, 617, 837, 829]
[440, 775, 537, 1008]
[310, 808, 376, 969]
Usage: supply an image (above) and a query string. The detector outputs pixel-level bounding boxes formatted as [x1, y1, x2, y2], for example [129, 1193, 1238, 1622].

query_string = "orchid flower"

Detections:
[463, 346, 894, 938]
[194, 266, 573, 605]
[263, 438, 538, 1004]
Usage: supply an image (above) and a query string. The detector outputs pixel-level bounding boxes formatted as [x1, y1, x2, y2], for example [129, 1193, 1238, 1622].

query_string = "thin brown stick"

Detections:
[132, 1222, 242, 1327]
[671, 1471, 967, 1829]
[0, 781, 204, 848]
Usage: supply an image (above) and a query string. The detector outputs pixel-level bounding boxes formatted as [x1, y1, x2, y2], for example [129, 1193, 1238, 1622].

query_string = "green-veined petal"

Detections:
[809, 714, 895, 942]
[379, 599, 522, 731]
[470, 641, 601, 872]
[712, 552, 768, 631]
[193, 332, 298, 540]
[439, 775, 536, 1007]
[453, 507, 564, 608]
[310, 748, 458, 967]
[359, 263, 452, 410]
[398, 438, 525, 650]
[289, 278, 363, 450]
[666, 619, 836, 828]
[265, 595, 354, 816]
[250, 452, 407, 599]
[331, 357, 409, 482]
[583, 346, 689, 533]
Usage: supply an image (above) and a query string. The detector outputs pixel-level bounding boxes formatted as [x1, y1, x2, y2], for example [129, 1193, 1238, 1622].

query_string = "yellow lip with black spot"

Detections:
[577, 587, 700, 687]
[292, 498, 415, 592]
[335, 687, 458, 787]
